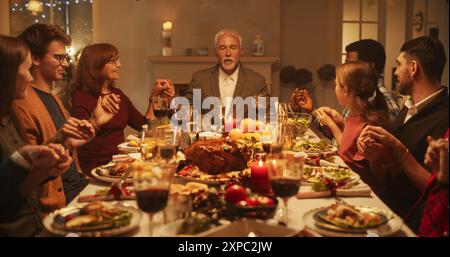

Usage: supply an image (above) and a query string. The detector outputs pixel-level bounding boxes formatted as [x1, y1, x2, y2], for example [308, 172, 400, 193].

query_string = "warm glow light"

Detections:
[67, 46, 76, 57]
[27, 0, 43, 16]
[163, 21, 172, 31]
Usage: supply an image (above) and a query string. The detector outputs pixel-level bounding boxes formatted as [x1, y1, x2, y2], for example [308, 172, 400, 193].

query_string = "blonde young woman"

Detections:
[314, 62, 390, 189]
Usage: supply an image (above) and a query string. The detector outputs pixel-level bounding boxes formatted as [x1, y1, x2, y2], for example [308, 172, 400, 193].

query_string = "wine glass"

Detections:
[155, 126, 178, 163]
[277, 122, 295, 151]
[152, 96, 169, 120]
[140, 138, 157, 160]
[261, 132, 273, 154]
[133, 161, 175, 236]
[277, 102, 289, 124]
[266, 155, 303, 225]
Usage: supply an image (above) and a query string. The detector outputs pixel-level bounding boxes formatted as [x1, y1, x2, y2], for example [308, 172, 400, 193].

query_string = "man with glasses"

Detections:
[11, 23, 112, 214]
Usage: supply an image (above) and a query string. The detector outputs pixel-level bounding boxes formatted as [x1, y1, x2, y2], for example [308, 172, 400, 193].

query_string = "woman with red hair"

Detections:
[70, 43, 174, 175]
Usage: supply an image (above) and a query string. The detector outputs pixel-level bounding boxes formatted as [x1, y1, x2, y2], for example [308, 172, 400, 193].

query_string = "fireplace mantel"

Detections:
[148, 56, 278, 92]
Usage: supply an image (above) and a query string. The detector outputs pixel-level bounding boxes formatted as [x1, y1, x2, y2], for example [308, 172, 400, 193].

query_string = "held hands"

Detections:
[100, 93, 121, 114]
[151, 79, 175, 100]
[424, 136, 449, 174]
[61, 117, 96, 149]
[289, 88, 314, 113]
[357, 126, 403, 165]
[358, 126, 398, 148]
[92, 95, 117, 128]
[46, 143, 72, 177]
[18, 143, 73, 182]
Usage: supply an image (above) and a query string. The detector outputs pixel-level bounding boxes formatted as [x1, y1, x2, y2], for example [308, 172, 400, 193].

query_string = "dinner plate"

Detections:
[118, 142, 140, 153]
[198, 132, 223, 140]
[176, 169, 249, 186]
[303, 206, 403, 237]
[43, 203, 142, 237]
[175, 172, 243, 186]
[91, 163, 133, 184]
[127, 153, 142, 160]
[157, 219, 227, 237]
[301, 166, 360, 186]
[303, 145, 338, 157]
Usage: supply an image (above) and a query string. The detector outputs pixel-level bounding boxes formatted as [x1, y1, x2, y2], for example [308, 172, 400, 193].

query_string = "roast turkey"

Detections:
[183, 139, 250, 175]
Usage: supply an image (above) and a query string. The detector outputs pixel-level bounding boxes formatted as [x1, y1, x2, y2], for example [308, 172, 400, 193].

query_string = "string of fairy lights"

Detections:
[10, 0, 93, 61]
[10, 0, 93, 24]
[10, 0, 93, 15]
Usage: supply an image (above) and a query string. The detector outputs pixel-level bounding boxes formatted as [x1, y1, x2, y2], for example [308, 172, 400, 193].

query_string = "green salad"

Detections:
[292, 139, 334, 152]
[286, 118, 310, 135]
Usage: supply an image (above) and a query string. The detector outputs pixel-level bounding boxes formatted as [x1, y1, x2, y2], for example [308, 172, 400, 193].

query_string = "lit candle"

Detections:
[163, 21, 172, 31]
[224, 118, 237, 132]
[250, 160, 271, 194]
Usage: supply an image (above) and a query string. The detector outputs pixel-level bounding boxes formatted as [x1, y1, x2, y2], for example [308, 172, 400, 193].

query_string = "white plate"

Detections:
[127, 153, 142, 160]
[157, 220, 186, 237]
[126, 134, 141, 142]
[159, 219, 298, 237]
[43, 203, 142, 237]
[91, 163, 133, 184]
[303, 206, 403, 237]
[157, 219, 228, 237]
[197, 220, 299, 237]
[175, 169, 247, 186]
[118, 142, 139, 153]
[301, 166, 360, 186]
[198, 132, 222, 140]
[175, 174, 225, 186]
[303, 145, 338, 157]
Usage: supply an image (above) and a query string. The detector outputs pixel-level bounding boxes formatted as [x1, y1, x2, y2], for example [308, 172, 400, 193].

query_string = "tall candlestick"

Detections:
[161, 21, 173, 56]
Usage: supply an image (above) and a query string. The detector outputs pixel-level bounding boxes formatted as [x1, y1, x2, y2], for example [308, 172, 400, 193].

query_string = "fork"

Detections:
[117, 167, 132, 188]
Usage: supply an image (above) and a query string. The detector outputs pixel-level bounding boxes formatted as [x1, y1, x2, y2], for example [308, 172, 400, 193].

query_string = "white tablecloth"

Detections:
[62, 129, 416, 237]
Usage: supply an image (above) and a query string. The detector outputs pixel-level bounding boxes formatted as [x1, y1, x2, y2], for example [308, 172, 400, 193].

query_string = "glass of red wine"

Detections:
[266, 155, 302, 225]
[133, 161, 175, 236]
[152, 96, 170, 120]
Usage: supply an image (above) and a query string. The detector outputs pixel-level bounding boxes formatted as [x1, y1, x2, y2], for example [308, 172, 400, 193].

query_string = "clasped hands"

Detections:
[18, 143, 73, 182]
[289, 88, 314, 113]
[100, 79, 175, 115]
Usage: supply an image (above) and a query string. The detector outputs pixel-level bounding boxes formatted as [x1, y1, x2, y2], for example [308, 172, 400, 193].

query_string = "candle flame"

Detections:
[258, 160, 264, 167]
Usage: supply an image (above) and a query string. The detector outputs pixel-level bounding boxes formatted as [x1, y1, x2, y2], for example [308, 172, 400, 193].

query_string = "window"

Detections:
[9, 0, 93, 59]
[341, 0, 381, 63]
[9, 0, 93, 93]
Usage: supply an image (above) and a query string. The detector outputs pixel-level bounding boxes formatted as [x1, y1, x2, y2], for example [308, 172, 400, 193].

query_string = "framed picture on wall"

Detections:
[428, 25, 439, 40]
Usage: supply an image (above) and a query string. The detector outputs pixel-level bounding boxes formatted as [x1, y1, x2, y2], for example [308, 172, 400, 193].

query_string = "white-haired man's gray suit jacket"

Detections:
[184, 64, 269, 103]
